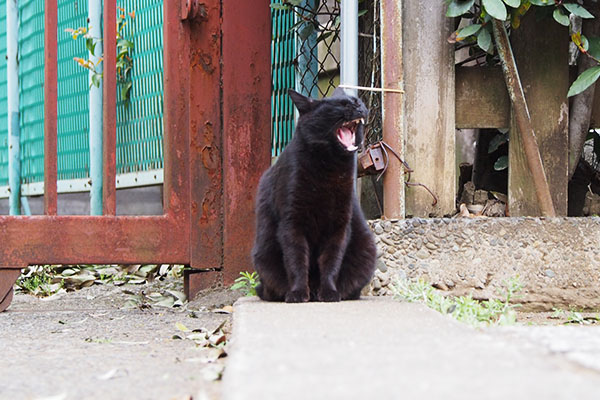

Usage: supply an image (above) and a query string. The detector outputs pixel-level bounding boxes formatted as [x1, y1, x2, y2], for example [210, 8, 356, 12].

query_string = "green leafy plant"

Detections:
[445, 0, 599, 97]
[116, 8, 135, 104]
[65, 7, 135, 104]
[231, 271, 260, 296]
[565, 308, 600, 324]
[551, 307, 600, 324]
[17, 265, 64, 297]
[392, 275, 523, 326]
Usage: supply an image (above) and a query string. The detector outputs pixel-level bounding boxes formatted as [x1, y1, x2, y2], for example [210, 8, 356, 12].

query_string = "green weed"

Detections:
[392, 276, 523, 326]
[17, 265, 63, 297]
[553, 307, 600, 325]
[231, 271, 260, 297]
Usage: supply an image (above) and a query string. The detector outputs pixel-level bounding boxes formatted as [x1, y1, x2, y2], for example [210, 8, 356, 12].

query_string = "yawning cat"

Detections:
[252, 88, 376, 302]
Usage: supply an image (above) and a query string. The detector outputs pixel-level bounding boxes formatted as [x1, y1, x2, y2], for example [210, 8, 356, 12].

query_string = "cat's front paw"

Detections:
[318, 288, 341, 302]
[285, 290, 309, 303]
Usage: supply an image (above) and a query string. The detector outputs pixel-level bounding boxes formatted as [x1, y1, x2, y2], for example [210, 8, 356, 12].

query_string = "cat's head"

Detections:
[288, 88, 368, 154]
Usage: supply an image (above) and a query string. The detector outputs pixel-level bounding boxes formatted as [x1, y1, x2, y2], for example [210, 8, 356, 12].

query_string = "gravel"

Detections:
[366, 217, 600, 311]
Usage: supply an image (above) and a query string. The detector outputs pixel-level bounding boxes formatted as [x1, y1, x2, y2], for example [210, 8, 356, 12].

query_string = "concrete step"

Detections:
[222, 297, 600, 400]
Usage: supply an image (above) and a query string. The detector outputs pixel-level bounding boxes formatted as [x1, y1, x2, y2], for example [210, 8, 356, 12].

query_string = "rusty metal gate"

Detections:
[0, 0, 271, 311]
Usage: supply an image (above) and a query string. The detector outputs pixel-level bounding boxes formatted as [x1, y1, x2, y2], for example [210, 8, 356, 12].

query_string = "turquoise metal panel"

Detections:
[57, 0, 90, 181]
[116, 0, 164, 174]
[271, 0, 296, 157]
[0, 0, 7, 187]
[14, 0, 164, 188]
[18, 0, 45, 185]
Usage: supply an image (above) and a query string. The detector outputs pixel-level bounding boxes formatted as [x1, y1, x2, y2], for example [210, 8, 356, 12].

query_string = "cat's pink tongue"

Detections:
[337, 127, 357, 151]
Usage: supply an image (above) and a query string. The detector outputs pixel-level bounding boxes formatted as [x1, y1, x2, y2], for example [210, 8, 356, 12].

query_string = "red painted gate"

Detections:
[0, 0, 271, 311]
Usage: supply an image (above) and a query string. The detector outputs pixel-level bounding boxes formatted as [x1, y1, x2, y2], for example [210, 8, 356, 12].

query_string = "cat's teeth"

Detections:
[360, 118, 365, 124]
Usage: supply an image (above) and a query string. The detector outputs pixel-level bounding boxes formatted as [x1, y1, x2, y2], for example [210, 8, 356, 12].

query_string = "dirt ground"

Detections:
[517, 311, 600, 326]
[0, 280, 241, 400]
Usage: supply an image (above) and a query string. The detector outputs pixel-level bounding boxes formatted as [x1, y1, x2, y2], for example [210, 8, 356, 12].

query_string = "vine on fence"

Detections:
[65, 7, 135, 105]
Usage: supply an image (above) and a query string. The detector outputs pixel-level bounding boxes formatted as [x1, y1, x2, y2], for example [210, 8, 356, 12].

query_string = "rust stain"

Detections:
[191, 51, 215, 74]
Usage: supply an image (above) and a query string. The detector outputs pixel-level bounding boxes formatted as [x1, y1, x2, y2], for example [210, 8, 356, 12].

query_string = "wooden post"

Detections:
[509, 13, 569, 216]
[402, 2, 455, 217]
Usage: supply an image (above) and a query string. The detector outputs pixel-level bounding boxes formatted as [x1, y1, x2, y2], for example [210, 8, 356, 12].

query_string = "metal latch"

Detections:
[181, 0, 207, 21]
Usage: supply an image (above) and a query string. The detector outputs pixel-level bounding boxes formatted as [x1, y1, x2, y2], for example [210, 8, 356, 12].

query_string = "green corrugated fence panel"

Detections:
[19, 0, 45, 185]
[5, 1, 297, 186]
[19, 0, 89, 185]
[15, 0, 163, 187]
[57, 0, 90, 181]
[0, 0, 7, 187]
[271, 0, 296, 157]
[116, 1, 164, 174]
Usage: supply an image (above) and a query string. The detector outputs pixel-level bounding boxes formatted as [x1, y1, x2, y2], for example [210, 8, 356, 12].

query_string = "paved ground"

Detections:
[0, 283, 240, 400]
[3, 288, 600, 400]
[223, 297, 600, 400]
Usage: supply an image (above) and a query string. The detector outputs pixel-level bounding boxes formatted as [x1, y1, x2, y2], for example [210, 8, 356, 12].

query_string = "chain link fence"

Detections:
[270, 0, 383, 156]
[358, 0, 382, 146]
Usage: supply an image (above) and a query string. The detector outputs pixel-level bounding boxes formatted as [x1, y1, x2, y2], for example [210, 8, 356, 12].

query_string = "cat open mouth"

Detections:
[336, 118, 364, 152]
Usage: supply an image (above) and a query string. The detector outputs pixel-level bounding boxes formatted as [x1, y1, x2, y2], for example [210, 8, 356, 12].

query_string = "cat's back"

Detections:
[256, 138, 299, 206]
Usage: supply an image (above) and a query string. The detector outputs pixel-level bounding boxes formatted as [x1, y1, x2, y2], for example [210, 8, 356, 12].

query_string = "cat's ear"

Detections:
[331, 87, 348, 98]
[288, 89, 315, 114]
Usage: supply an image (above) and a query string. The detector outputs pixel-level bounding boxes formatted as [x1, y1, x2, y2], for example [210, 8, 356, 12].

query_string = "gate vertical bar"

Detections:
[163, 0, 190, 220]
[222, 0, 271, 285]
[186, 0, 225, 298]
[44, 0, 58, 216]
[103, 0, 116, 215]
[89, 0, 103, 215]
[7, 0, 20, 215]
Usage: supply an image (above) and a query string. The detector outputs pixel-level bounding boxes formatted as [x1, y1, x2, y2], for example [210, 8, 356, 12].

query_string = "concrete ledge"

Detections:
[368, 218, 600, 310]
[222, 297, 600, 400]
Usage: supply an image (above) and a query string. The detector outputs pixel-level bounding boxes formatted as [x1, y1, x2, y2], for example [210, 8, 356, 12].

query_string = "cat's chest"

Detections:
[287, 179, 353, 235]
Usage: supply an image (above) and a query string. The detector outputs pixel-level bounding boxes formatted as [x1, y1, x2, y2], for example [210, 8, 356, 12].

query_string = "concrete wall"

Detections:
[368, 217, 600, 311]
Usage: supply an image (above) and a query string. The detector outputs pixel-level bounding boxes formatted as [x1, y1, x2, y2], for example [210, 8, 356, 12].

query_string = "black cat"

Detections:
[252, 88, 377, 303]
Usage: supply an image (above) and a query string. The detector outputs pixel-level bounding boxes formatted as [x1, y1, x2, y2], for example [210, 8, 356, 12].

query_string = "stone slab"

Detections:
[222, 297, 600, 400]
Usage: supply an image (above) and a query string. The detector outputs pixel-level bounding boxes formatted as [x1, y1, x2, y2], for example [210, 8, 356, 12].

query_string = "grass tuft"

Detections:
[391, 276, 523, 326]
[230, 271, 260, 297]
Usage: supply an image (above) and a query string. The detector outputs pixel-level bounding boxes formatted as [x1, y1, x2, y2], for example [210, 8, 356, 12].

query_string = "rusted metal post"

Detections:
[163, 0, 191, 220]
[222, 0, 272, 286]
[186, 0, 224, 299]
[44, 0, 58, 215]
[102, 0, 117, 215]
[380, 0, 404, 218]
[492, 19, 556, 217]
[0, 269, 21, 312]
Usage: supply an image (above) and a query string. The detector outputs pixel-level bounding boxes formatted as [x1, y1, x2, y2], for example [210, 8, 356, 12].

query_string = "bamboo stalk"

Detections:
[491, 19, 556, 217]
